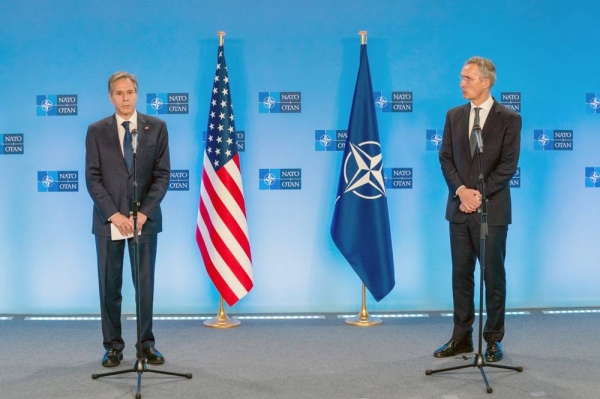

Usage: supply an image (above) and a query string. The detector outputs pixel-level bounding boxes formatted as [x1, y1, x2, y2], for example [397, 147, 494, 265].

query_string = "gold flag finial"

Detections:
[358, 30, 367, 45]
[217, 31, 226, 46]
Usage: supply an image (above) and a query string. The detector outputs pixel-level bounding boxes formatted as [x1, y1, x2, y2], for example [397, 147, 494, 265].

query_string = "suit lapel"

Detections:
[106, 116, 128, 172]
[457, 104, 473, 163]
[481, 100, 500, 146]
[136, 113, 150, 155]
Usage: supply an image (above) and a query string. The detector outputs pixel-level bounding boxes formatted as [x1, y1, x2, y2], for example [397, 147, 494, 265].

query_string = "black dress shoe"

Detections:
[433, 337, 474, 358]
[142, 347, 165, 364]
[485, 341, 504, 362]
[102, 348, 123, 367]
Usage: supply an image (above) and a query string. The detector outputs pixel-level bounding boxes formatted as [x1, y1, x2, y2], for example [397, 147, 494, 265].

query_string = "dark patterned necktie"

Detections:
[470, 107, 481, 157]
[122, 121, 133, 170]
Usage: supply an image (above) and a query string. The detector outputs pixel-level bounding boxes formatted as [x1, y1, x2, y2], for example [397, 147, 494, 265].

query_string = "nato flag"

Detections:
[331, 43, 395, 302]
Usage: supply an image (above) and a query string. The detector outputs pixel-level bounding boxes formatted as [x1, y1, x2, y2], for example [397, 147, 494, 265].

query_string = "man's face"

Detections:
[459, 63, 490, 105]
[109, 78, 137, 119]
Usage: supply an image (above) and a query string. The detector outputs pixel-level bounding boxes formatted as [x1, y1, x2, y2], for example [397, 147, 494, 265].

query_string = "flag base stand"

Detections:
[204, 296, 241, 329]
[345, 284, 382, 327]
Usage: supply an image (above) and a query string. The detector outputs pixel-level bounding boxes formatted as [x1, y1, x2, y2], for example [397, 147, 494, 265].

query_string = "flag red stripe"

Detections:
[195, 227, 238, 306]
[210, 163, 252, 261]
[198, 181, 253, 291]
[222, 156, 247, 217]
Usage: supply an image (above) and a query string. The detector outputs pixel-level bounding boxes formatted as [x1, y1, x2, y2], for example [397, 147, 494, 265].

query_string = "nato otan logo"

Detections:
[339, 141, 386, 199]
[169, 170, 189, 191]
[534, 129, 573, 151]
[510, 167, 521, 188]
[373, 91, 413, 112]
[585, 167, 600, 187]
[203, 130, 245, 152]
[585, 93, 600, 114]
[36, 95, 78, 116]
[500, 92, 521, 113]
[258, 92, 301, 113]
[383, 168, 413, 189]
[315, 130, 346, 152]
[259, 169, 302, 190]
[426, 129, 443, 151]
[37, 171, 78, 192]
[146, 93, 189, 114]
[2, 134, 24, 155]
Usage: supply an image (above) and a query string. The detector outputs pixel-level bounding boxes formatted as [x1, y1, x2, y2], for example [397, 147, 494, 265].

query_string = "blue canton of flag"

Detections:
[330, 43, 395, 302]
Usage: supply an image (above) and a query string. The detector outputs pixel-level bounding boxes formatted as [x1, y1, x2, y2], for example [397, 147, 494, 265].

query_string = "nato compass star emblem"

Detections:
[41, 174, 54, 189]
[150, 97, 164, 111]
[262, 96, 276, 110]
[589, 170, 600, 185]
[41, 99, 53, 112]
[262, 172, 276, 187]
[341, 141, 386, 200]
[589, 96, 600, 111]
[537, 133, 550, 148]
[319, 133, 333, 148]
[375, 95, 388, 111]
[429, 132, 443, 148]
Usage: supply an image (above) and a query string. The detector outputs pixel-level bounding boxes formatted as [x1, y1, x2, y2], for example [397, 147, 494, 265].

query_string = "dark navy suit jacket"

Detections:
[439, 99, 521, 226]
[85, 112, 170, 236]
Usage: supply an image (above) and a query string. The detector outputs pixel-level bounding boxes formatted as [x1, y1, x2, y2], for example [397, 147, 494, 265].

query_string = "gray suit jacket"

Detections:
[439, 99, 521, 226]
[85, 112, 170, 236]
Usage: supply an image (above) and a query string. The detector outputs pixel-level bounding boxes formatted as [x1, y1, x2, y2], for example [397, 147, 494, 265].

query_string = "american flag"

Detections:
[196, 45, 253, 306]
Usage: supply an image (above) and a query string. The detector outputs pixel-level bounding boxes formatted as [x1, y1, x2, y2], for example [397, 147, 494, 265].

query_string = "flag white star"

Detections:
[219, 112, 225, 120]
[218, 124, 224, 131]
[214, 75, 219, 82]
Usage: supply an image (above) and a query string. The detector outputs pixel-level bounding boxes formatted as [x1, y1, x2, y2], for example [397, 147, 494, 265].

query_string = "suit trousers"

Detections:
[449, 217, 507, 343]
[95, 233, 158, 350]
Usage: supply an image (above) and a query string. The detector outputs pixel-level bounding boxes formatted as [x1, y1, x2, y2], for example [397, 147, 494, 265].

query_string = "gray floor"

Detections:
[1, 310, 598, 399]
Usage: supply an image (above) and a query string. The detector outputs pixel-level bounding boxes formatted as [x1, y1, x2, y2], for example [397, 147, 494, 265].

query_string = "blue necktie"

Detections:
[122, 121, 133, 170]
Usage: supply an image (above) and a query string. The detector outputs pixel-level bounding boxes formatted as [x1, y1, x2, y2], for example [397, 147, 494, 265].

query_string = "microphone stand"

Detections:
[92, 130, 192, 399]
[426, 125, 523, 393]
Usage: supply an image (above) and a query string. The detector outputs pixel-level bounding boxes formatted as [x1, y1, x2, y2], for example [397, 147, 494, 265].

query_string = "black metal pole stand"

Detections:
[426, 134, 522, 393]
[92, 141, 192, 399]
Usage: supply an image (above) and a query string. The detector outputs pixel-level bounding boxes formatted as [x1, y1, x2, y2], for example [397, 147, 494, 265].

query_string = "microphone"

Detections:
[473, 124, 483, 154]
[131, 129, 138, 154]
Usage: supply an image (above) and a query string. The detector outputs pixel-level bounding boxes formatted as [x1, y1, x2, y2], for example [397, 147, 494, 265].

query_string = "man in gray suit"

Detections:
[86, 71, 170, 367]
[436, 57, 521, 363]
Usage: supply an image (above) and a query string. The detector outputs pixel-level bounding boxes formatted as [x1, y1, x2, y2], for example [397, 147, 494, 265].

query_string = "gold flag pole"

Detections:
[204, 295, 241, 328]
[345, 31, 382, 328]
[359, 30, 367, 45]
[345, 283, 382, 326]
[204, 30, 240, 329]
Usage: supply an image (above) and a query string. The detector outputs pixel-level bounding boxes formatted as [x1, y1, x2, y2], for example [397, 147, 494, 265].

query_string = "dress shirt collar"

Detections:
[471, 95, 494, 113]
[115, 111, 138, 131]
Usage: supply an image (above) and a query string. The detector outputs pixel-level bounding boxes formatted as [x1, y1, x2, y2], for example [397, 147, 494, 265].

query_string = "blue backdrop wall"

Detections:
[1, 0, 599, 314]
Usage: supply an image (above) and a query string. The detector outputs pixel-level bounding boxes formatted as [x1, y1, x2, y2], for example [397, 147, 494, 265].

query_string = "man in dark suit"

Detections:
[85, 71, 170, 367]
[436, 57, 521, 362]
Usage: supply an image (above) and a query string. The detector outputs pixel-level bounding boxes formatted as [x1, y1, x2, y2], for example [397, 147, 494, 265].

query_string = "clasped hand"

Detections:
[458, 187, 482, 214]
[111, 212, 147, 235]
